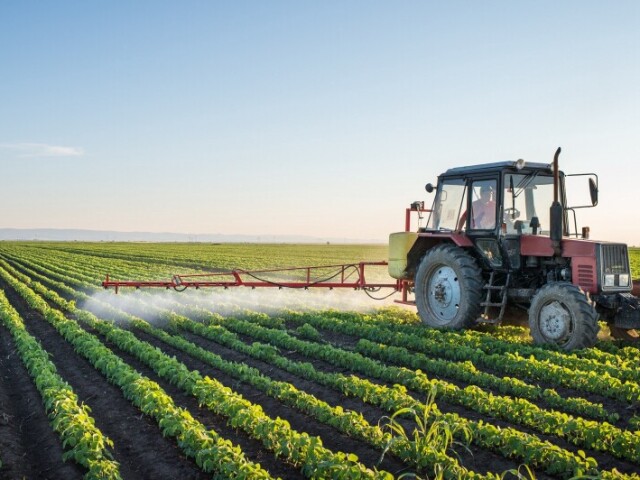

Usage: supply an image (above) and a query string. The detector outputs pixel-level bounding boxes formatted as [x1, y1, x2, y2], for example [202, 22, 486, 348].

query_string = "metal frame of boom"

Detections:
[103, 261, 401, 294]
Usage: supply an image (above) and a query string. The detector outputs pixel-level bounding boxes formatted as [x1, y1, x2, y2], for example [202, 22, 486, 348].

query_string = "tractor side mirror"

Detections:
[425, 183, 435, 193]
[589, 178, 598, 206]
[566, 172, 599, 209]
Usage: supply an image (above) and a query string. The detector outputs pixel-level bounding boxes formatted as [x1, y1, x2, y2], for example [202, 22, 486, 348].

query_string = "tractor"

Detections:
[103, 147, 639, 350]
[389, 148, 639, 350]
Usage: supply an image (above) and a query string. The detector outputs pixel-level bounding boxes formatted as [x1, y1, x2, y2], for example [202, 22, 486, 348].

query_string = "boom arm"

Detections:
[102, 261, 401, 294]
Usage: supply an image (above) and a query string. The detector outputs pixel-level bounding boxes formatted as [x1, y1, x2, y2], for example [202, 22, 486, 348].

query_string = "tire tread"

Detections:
[415, 244, 483, 329]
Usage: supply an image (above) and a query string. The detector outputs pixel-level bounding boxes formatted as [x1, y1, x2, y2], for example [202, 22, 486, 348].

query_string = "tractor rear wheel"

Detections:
[415, 244, 483, 330]
[528, 283, 599, 350]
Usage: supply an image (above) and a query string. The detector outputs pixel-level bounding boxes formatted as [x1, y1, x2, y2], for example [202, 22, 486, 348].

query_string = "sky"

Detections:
[0, 1, 639, 243]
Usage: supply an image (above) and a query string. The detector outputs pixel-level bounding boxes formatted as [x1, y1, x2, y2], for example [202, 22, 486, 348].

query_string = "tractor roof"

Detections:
[441, 161, 554, 177]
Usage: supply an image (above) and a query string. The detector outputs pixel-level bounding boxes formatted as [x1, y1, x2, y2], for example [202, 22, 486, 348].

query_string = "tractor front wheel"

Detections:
[528, 283, 599, 350]
[415, 244, 483, 330]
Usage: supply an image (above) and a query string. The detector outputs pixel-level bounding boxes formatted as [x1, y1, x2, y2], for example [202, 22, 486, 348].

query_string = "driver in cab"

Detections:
[457, 184, 496, 230]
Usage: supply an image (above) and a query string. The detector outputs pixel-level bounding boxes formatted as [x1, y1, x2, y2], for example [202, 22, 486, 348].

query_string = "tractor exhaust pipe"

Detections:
[550, 147, 563, 256]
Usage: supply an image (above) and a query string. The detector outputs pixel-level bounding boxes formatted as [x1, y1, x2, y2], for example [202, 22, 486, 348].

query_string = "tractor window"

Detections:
[503, 174, 555, 235]
[467, 180, 497, 230]
[426, 178, 467, 230]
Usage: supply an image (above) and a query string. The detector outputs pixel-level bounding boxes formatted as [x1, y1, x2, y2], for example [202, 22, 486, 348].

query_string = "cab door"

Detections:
[465, 178, 504, 269]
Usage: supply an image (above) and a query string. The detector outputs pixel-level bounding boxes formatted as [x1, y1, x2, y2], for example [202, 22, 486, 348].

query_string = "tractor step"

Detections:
[478, 272, 510, 324]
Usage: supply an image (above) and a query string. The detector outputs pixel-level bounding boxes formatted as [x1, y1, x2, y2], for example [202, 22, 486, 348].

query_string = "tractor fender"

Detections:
[404, 233, 473, 280]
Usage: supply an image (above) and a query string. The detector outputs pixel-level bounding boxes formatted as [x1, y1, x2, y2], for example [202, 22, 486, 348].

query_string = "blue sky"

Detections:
[0, 1, 639, 243]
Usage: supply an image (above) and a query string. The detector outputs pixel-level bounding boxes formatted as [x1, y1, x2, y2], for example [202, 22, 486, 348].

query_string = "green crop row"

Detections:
[0, 265, 275, 479]
[8, 260, 396, 480]
[183, 309, 640, 464]
[282, 311, 640, 405]
[0, 290, 121, 480]
[355, 339, 616, 423]
[129, 316, 486, 479]
[302, 309, 640, 384]
[164, 309, 600, 479]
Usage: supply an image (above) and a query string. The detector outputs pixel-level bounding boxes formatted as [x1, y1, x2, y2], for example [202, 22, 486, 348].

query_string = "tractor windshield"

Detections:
[426, 178, 467, 230]
[503, 173, 556, 235]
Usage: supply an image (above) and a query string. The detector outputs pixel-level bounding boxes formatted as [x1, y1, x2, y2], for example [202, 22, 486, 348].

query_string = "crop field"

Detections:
[0, 242, 640, 479]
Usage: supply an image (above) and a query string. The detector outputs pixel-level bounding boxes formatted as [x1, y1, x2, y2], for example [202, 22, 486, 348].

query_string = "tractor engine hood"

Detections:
[521, 236, 632, 295]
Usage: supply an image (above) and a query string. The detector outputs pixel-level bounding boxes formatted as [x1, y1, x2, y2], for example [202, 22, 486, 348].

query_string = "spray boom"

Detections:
[102, 262, 401, 297]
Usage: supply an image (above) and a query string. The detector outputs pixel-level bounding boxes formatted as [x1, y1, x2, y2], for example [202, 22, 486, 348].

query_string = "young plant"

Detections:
[499, 465, 536, 479]
[378, 386, 472, 479]
[295, 323, 321, 342]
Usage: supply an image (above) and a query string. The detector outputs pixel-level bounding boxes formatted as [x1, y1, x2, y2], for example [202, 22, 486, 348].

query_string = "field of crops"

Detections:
[0, 241, 639, 480]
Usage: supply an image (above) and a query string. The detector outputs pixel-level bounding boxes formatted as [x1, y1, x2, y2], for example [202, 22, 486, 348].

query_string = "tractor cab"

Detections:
[418, 160, 600, 275]
[426, 161, 563, 238]
[421, 161, 569, 273]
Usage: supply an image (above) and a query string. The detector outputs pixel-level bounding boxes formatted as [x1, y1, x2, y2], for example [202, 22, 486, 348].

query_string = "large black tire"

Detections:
[415, 244, 483, 329]
[528, 283, 599, 350]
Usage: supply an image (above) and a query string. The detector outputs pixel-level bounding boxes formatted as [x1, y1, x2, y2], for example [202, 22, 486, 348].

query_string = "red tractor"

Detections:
[389, 148, 637, 350]
[103, 147, 638, 350]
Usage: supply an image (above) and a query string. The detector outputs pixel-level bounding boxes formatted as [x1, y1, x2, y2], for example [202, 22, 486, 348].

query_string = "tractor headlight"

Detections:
[619, 274, 630, 286]
[604, 274, 615, 287]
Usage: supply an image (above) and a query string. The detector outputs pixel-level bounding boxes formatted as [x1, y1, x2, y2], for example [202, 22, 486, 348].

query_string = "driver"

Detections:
[458, 184, 496, 230]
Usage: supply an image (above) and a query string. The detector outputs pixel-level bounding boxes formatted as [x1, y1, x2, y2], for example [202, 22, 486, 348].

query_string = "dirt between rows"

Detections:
[0, 277, 211, 480]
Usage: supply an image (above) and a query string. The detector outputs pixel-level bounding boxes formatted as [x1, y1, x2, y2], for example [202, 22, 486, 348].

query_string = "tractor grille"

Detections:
[600, 244, 631, 291]
[577, 264, 595, 288]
